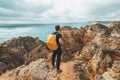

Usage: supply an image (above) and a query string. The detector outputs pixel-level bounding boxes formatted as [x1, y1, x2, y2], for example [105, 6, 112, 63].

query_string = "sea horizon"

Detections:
[0, 21, 110, 43]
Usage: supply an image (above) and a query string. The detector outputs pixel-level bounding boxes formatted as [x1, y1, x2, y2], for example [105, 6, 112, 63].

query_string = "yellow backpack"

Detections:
[46, 34, 58, 50]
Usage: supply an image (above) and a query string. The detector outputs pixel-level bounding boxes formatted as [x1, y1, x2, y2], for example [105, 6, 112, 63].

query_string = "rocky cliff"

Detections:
[0, 22, 120, 80]
[0, 36, 50, 75]
[0, 59, 81, 80]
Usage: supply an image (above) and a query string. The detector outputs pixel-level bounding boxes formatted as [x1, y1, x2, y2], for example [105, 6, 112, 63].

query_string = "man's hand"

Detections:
[59, 38, 62, 44]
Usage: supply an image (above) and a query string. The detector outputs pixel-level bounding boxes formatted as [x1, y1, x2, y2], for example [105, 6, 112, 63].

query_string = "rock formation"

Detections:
[79, 22, 120, 80]
[0, 36, 50, 74]
[0, 22, 120, 80]
[60, 26, 85, 61]
[0, 59, 80, 80]
[109, 21, 120, 28]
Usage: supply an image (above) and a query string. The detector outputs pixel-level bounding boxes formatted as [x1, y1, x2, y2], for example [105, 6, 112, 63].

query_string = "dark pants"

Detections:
[52, 45, 62, 70]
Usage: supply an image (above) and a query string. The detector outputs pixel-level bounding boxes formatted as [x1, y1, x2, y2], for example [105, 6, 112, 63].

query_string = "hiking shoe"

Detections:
[57, 69, 62, 73]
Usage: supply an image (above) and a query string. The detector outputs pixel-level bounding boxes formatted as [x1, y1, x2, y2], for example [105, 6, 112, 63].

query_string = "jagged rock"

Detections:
[60, 27, 85, 61]
[80, 25, 120, 80]
[110, 26, 120, 38]
[80, 43, 115, 80]
[92, 32, 120, 49]
[83, 27, 96, 43]
[109, 22, 120, 28]
[0, 22, 120, 80]
[0, 36, 49, 74]
[0, 62, 8, 75]
[80, 43, 100, 62]
[108, 22, 120, 38]
[86, 48, 113, 80]
[0, 59, 50, 80]
[96, 61, 120, 80]
[79, 22, 120, 80]
[0, 59, 80, 80]
[24, 42, 49, 65]
[73, 61, 90, 80]
[92, 23, 107, 30]
[112, 49, 120, 60]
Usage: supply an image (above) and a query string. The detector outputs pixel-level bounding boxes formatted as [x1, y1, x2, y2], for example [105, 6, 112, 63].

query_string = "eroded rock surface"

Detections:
[0, 22, 120, 80]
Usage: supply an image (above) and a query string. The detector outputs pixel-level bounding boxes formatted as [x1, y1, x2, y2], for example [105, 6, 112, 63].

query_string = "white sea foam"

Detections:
[0, 28, 33, 43]
[0, 23, 91, 43]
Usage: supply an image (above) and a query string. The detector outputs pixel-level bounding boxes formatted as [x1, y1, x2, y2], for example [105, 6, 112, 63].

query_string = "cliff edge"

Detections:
[0, 22, 120, 80]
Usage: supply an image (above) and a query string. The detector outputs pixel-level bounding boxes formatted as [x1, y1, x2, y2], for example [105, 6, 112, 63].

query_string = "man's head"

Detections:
[55, 25, 60, 31]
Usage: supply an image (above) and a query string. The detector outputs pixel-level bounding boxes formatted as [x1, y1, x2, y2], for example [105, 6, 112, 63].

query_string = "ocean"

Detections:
[0, 22, 92, 43]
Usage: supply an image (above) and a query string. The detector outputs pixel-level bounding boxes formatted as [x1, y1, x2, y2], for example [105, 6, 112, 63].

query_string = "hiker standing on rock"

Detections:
[52, 25, 62, 73]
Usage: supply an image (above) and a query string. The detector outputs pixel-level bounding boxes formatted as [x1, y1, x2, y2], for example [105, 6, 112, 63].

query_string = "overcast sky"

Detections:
[0, 0, 120, 23]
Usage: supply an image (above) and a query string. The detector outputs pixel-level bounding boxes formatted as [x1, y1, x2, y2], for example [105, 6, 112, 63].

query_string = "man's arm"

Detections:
[59, 34, 62, 44]
[59, 38, 62, 44]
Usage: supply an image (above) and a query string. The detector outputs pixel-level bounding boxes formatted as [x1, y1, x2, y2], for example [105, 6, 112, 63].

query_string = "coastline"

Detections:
[0, 22, 120, 80]
[0, 22, 110, 43]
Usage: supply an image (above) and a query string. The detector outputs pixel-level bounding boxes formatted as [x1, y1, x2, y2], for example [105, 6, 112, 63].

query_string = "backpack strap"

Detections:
[55, 32, 59, 36]
[52, 32, 59, 36]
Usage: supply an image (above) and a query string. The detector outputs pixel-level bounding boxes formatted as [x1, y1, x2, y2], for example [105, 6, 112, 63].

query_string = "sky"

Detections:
[0, 0, 120, 23]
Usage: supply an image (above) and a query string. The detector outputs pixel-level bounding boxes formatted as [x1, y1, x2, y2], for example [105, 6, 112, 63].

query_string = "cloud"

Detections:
[0, 7, 22, 17]
[0, 0, 120, 23]
[0, 0, 53, 12]
[41, 0, 120, 22]
[0, 0, 16, 10]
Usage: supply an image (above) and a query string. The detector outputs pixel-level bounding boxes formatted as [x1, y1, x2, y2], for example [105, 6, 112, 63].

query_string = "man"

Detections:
[52, 25, 62, 73]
